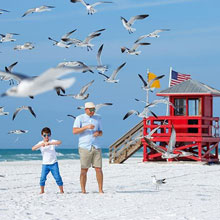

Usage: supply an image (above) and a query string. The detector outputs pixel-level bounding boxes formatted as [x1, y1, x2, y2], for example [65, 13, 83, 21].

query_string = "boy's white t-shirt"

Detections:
[37, 139, 58, 165]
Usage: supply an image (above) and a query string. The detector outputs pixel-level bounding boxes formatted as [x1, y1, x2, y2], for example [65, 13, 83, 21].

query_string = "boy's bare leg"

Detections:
[95, 167, 104, 193]
[59, 185, 64, 194]
[40, 186, 45, 194]
[80, 168, 88, 193]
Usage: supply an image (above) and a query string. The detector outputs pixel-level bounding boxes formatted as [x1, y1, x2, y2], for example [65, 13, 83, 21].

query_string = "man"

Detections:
[73, 102, 103, 194]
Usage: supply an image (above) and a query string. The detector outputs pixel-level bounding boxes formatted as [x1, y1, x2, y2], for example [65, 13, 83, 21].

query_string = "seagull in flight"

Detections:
[98, 62, 126, 83]
[138, 74, 165, 91]
[56, 119, 64, 123]
[60, 80, 94, 100]
[70, 0, 113, 15]
[60, 29, 81, 45]
[165, 124, 194, 158]
[77, 103, 112, 112]
[123, 108, 158, 120]
[49, 29, 78, 48]
[14, 42, 34, 50]
[0, 33, 19, 42]
[135, 98, 176, 111]
[0, 9, 10, 15]
[151, 175, 166, 190]
[96, 44, 108, 74]
[68, 29, 105, 51]
[0, 66, 89, 98]
[144, 124, 180, 160]
[121, 42, 150, 55]
[48, 37, 74, 48]
[8, 130, 28, 134]
[22, 5, 55, 17]
[146, 99, 177, 110]
[67, 114, 76, 119]
[121, 14, 149, 34]
[61, 29, 77, 41]
[1, 61, 18, 85]
[12, 106, 36, 120]
[0, 107, 9, 116]
[57, 61, 94, 73]
[135, 29, 170, 43]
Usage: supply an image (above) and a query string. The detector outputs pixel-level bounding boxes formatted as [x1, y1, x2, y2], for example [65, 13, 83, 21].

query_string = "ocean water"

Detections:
[0, 148, 143, 162]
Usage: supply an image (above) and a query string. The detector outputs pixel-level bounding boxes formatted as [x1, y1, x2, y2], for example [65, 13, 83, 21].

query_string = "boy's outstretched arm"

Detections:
[32, 143, 44, 151]
[50, 140, 62, 146]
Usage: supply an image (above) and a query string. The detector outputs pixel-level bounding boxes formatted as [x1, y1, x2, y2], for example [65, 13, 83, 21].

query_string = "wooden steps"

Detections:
[109, 121, 143, 164]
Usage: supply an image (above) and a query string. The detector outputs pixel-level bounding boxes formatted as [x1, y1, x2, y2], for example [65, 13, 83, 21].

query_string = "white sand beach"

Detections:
[0, 158, 220, 220]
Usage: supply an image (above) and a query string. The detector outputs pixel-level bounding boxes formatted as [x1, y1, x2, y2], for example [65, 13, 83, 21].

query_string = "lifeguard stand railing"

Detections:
[143, 116, 220, 162]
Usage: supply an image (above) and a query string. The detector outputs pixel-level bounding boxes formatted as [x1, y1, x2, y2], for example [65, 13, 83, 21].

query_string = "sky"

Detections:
[0, 0, 220, 149]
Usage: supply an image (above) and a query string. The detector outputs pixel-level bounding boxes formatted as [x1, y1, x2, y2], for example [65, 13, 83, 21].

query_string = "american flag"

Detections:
[169, 70, 191, 87]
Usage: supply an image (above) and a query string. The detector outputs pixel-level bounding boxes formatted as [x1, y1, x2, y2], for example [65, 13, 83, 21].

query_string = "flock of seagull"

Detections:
[0, 2, 195, 191]
[0, 2, 184, 172]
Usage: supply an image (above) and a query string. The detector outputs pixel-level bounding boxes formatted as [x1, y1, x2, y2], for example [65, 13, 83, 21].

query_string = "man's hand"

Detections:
[86, 124, 95, 130]
[93, 131, 100, 137]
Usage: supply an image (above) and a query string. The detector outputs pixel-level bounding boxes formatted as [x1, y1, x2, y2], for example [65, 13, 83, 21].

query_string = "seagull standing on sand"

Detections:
[151, 175, 166, 190]
[96, 44, 108, 74]
[121, 14, 149, 34]
[1, 61, 18, 85]
[121, 42, 150, 55]
[8, 130, 28, 134]
[70, 0, 113, 15]
[22, 5, 55, 17]
[14, 42, 34, 50]
[135, 29, 170, 43]
[0, 66, 89, 98]
[0, 107, 9, 116]
[0, 33, 19, 42]
[12, 106, 36, 120]
[60, 80, 94, 100]
[98, 62, 126, 83]
[77, 103, 112, 112]
[138, 74, 165, 91]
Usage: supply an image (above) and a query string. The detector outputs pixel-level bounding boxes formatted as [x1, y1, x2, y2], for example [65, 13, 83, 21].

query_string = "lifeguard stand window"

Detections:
[188, 99, 200, 116]
[174, 98, 186, 115]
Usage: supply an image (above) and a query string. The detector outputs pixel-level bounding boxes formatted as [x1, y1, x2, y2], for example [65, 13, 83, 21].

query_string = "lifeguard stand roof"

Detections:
[157, 79, 220, 97]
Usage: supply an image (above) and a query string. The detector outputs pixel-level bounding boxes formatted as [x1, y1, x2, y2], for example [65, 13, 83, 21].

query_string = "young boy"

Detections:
[32, 127, 64, 194]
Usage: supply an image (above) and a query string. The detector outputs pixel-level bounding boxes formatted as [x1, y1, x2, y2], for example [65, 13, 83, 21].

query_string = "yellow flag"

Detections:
[148, 72, 161, 88]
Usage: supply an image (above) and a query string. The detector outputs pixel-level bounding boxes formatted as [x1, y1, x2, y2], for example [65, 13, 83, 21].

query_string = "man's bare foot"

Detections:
[99, 190, 104, 194]
[60, 191, 64, 194]
[40, 191, 44, 194]
[81, 190, 87, 194]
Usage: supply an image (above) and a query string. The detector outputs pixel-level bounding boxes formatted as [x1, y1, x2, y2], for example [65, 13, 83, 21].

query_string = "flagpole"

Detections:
[168, 66, 172, 87]
[166, 67, 172, 116]
[146, 68, 150, 118]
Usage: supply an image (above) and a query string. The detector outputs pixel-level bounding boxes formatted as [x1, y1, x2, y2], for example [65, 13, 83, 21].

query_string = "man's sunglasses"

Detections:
[43, 133, 51, 137]
[88, 108, 95, 112]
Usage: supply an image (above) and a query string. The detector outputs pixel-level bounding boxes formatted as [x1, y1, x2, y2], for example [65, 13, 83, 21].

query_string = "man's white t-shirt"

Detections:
[37, 139, 58, 165]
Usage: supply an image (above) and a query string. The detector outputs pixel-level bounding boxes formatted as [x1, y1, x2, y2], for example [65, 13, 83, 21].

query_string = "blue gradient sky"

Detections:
[0, 0, 220, 148]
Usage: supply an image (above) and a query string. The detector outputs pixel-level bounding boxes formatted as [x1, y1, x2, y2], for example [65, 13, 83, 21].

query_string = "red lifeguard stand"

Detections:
[143, 79, 220, 162]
